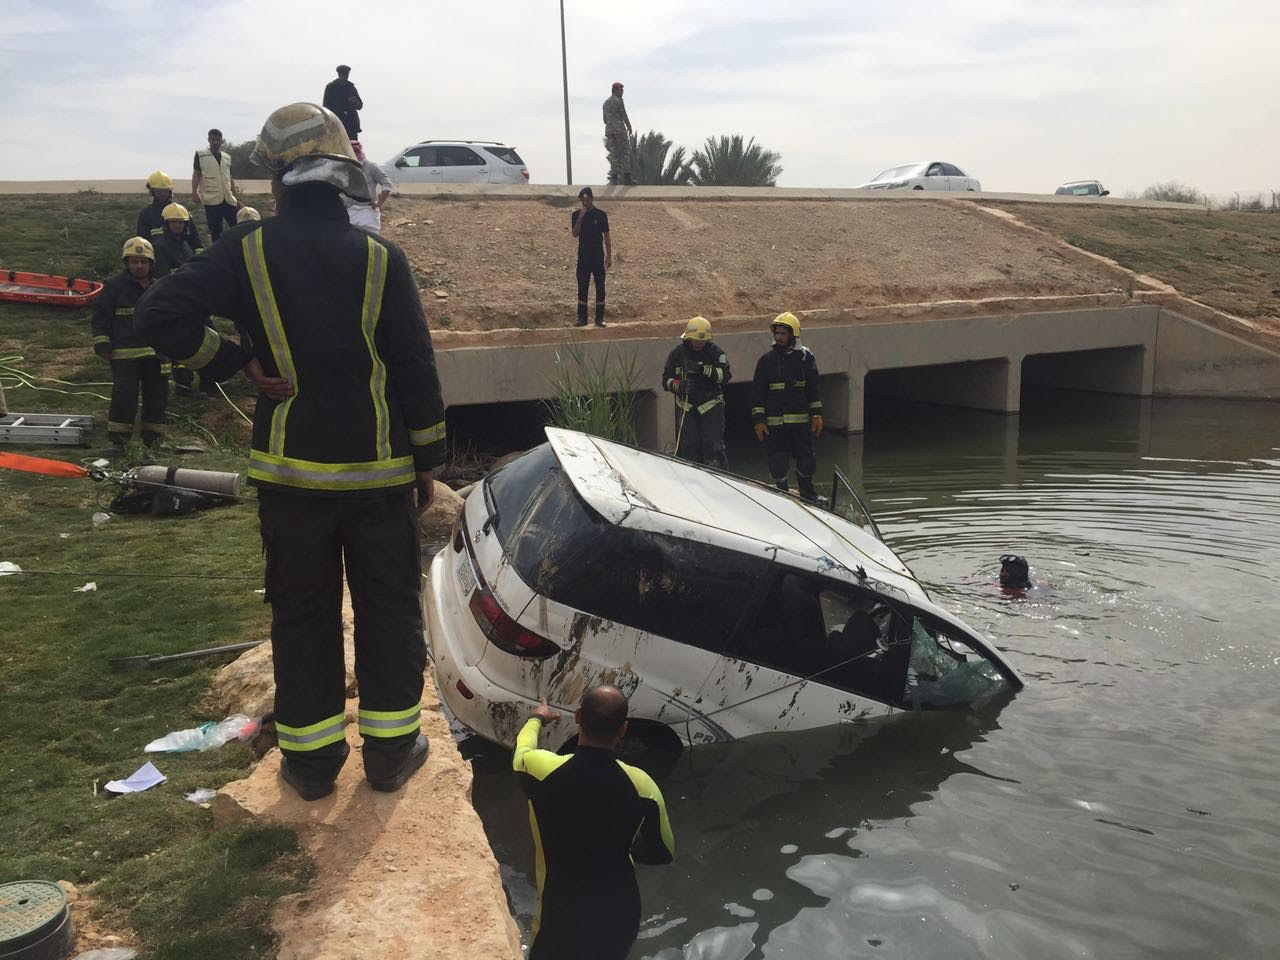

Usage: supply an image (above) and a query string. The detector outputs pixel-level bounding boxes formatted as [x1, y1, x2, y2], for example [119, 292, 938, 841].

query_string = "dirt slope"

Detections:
[382, 198, 1122, 332]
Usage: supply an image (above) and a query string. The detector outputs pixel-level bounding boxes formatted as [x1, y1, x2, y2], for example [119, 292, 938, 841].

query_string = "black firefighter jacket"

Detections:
[91, 270, 157, 360]
[662, 340, 731, 413]
[135, 186, 446, 497]
[751, 344, 823, 426]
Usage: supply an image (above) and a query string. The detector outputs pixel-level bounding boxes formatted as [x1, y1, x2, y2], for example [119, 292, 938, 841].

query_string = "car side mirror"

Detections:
[1100, 189, 1110, 196]
[394, 157, 408, 168]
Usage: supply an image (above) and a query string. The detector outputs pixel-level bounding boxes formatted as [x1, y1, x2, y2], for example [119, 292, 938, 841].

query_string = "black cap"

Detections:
[336, 64, 351, 73]
[578, 186, 593, 198]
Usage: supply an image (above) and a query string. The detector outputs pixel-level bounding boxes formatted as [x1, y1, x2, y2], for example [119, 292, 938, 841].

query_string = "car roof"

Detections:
[405, 140, 510, 147]
[1060, 179, 1102, 186]
[546, 427, 923, 599]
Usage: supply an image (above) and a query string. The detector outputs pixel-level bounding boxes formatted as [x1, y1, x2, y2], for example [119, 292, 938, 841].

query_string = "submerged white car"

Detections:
[423, 428, 1022, 752]
[856, 161, 981, 192]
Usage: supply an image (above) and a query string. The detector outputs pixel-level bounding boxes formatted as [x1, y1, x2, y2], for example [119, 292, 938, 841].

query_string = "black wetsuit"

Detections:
[513, 717, 675, 960]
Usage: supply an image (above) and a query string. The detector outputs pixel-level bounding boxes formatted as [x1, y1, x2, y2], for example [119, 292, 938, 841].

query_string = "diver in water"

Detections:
[999, 555, 1033, 592]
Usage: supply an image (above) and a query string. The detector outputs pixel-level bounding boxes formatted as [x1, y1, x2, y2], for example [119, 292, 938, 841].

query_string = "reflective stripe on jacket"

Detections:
[662, 339, 731, 413]
[750, 343, 822, 426]
[135, 186, 447, 496]
[90, 270, 155, 359]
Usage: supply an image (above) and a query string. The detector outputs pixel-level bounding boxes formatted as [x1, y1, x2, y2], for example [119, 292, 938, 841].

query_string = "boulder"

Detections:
[418, 480, 465, 540]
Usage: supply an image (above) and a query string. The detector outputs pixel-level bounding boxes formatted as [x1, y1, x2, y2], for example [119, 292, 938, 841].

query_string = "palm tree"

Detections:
[688, 135, 782, 187]
[627, 130, 692, 185]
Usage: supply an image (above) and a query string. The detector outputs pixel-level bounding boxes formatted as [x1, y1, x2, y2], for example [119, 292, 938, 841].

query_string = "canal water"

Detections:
[461, 390, 1280, 959]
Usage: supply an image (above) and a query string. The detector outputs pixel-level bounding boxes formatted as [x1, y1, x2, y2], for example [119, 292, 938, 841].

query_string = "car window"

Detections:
[732, 573, 913, 704]
[926, 163, 944, 176]
[484, 146, 524, 165]
[401, 146, 438, 167]
[1072, 184, 1099, 195]
[437, 146, 484, 166]
[488, 444, 560, 544]
[871, 164, 926, 182]
[941, 163, 964, 177]
[904, 617, 1015, 709]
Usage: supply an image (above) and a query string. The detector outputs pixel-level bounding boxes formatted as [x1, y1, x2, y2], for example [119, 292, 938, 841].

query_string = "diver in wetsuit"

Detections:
[999, 555, 1033, 591]
[513, 686, 676, 960]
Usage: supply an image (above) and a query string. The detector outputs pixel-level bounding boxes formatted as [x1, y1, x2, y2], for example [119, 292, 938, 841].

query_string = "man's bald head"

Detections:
[579, 685, 628, 740]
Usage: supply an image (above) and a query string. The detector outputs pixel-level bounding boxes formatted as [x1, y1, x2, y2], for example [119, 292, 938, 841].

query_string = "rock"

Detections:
[488, 451, 524, 472]
[390, 217, 414, 227]
[73, 950, 137, 960]
[418, 481, 464, 540]
[215, 682, 521, 958]
[433, 290, 449, 299]
[57, 879, 79, 903]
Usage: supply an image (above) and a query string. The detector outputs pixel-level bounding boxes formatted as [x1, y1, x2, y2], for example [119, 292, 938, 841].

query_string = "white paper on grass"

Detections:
[0, 561, 22, 576]
[104, 761, 166, 794]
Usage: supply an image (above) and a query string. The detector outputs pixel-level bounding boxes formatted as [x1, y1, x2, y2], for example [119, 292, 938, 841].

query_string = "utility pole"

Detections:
[560, 0, 573, 184]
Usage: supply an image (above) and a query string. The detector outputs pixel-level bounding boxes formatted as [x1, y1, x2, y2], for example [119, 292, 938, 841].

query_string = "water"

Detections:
[463, 390, 1280, 959]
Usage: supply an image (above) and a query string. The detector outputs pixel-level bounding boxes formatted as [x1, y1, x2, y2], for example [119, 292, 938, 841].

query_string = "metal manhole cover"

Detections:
[0, 881, 68, 954]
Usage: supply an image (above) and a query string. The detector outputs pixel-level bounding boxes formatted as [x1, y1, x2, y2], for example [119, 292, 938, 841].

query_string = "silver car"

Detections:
[386, 140, 529, 185]
[856, 161, 980, 192]
[1055, 180, 1110, 197]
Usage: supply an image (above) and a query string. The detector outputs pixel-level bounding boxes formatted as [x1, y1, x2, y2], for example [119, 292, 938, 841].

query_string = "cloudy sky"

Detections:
[3, 0, 1277, 198]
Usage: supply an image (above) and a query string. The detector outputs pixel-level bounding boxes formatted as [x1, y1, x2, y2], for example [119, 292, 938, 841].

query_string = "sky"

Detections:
[2, 0, 1278, 199]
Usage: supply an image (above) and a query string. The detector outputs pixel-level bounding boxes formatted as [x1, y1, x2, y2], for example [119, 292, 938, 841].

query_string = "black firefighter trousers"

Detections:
[675, 400, 727, 468]
[258, 488, 426, 784]
[766, 422, 817, 493]
[107, 356, 167, 444]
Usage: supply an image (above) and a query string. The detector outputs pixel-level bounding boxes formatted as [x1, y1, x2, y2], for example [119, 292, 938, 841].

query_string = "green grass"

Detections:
[0, 193, 307, 958]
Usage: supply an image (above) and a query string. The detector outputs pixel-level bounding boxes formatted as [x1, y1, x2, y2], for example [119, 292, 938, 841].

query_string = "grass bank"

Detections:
[1003, 203, 1280, 329]
[0, 194, 311, 958]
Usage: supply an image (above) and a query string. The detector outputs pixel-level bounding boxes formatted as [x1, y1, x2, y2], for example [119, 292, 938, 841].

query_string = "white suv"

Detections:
[386, 140, 529, 185]
[423, 428, 1023, 753]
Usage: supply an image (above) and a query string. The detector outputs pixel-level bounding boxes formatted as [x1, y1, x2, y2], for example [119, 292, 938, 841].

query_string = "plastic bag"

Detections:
[145, 714, 259, 753]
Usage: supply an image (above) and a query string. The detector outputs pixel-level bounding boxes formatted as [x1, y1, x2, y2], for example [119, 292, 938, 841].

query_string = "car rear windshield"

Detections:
[487, 444, 767, 653]
[484, 146, 524, 165]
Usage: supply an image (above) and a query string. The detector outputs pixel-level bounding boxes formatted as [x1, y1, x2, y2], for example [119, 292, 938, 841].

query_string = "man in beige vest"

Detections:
[192, 128, 240, 241]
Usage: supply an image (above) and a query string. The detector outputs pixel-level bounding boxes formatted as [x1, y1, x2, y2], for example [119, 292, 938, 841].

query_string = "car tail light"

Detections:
[459, 516, 561, 659]
[521, 168, 529, 180]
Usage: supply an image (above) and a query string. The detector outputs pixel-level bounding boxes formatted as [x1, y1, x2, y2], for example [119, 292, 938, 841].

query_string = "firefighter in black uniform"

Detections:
[136, 102, 447, 801]
[152, 202, 213, 398]
[514, 688, 675, 960]
[92, 237, 168, 455]
[662, 316, 730, 467]
[136, 171, 204, 252]
[751, 311, 824, 501]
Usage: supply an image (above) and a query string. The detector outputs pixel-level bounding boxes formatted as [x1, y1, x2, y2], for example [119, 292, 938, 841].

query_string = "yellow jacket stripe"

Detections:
[361, 237, 392, 461]
[243, 230, 298, 456]
[409, 422, 447, 446]
[247, 451, 415, 491]
[110, 346, 156, 359]
[178, 325, 222, 369]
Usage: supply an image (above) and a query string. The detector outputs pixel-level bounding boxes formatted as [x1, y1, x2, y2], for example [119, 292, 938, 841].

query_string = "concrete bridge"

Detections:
[432, 300, 1280, 451]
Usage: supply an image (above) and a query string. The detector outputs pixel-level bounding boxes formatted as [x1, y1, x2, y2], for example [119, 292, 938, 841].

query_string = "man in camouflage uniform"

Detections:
[602, 81, 634, 185]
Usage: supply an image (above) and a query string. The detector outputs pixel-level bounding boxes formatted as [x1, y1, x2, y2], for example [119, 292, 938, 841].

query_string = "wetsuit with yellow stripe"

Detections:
[513, 716, 676, 960]
[135, 183, 447, 785]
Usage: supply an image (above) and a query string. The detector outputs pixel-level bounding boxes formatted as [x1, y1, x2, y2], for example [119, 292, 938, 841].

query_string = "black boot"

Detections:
[105, 433, 129, 457]
[368, 733, 430, 793]
[775, 479, 789, 494]
[798, 476, 820, 503]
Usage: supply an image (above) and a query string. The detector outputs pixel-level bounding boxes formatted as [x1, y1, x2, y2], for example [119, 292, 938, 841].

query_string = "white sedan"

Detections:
[856, 161, 981, 192]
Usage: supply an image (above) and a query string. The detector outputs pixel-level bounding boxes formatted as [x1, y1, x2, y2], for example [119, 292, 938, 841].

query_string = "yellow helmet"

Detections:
[771, 311, 801, 339]
[250, 102, 370, 201]
[682, 316, 712, 341]
[122, 237, 154, 261]
[146, 170, 173, 190]
[236, 206, 262, 223]
[161, 202, 190, 222]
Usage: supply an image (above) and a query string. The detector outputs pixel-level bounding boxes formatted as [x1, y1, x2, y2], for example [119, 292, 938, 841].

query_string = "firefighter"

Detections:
[662, 316, 730, 468]
[91, 238, 167, 455]
[136, 171, 203, 251]
[152, 202, 213, 399]
[136, 101, 447, 801]
[750, 311, 823, 501]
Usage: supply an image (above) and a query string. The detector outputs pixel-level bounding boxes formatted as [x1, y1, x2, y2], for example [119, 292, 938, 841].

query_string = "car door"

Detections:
[392, 145, 442, 183]
[941, 162, 971, 190]
[436, 145, 489, 183]
[922, 162, 949, 190]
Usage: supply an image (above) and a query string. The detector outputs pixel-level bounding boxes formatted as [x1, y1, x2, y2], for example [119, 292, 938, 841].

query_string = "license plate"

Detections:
[456, 553, 477, 598]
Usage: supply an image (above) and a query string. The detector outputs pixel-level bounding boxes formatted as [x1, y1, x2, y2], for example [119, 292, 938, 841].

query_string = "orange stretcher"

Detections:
[0, 269, 103, 307]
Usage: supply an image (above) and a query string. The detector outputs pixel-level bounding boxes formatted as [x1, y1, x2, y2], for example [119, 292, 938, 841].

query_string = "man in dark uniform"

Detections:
[751, 311, 824, 501]
[662, 315, 730, 467]
[514, 687, 675, 960]
[322, 64, 364, 139]
[92, 237, 167, 455]
[136, 170, 203, 251]
[570, 186, 610, 327]
[152, 202, 214, 398]
[137, 102, 447, 801]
